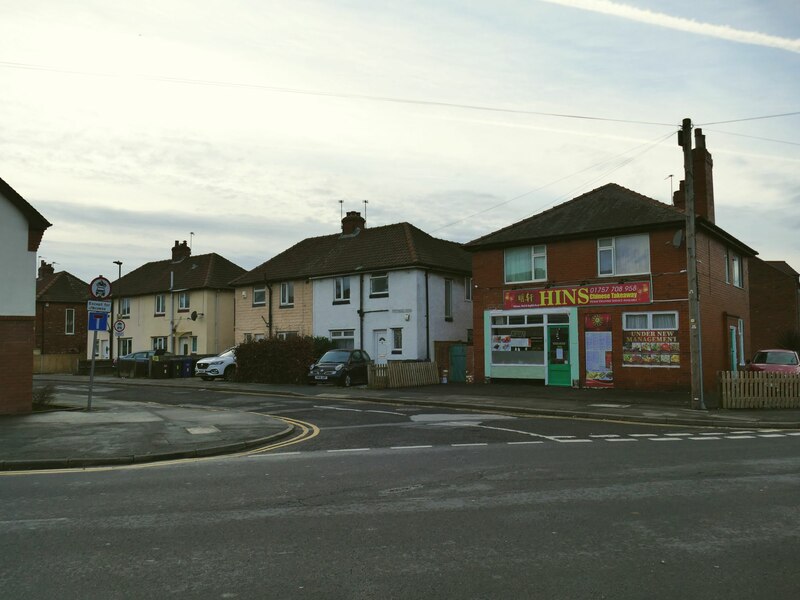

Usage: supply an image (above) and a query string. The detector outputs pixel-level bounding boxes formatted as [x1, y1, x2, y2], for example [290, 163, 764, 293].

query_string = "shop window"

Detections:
[253, 285, 266, 306]
[280, 282, 294, 307]
[504, 245, 547, 283]
[598, 234, 650, 276]
[490, 313, 548, 366]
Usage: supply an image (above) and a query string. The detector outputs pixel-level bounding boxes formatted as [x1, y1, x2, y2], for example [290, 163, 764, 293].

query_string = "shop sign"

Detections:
[622, 330, 680, 367]
[504, 281, 651, 309]
[584, 313, 613, 387]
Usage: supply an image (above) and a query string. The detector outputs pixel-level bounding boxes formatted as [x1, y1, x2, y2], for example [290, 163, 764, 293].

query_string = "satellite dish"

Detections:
[672, 230, 684, 248]
[190, 311, 198, 321]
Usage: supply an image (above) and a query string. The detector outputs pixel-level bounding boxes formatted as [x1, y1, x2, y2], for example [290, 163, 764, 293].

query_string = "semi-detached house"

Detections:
[231, 211, 473, 365]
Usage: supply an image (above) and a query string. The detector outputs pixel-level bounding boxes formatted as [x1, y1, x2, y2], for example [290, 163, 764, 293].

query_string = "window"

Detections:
[444, 279, 453, 321]
[178, 292, 190, 311]
[731, 253, 743, 288]
[244, 333, 253, 343]
[737, 319, 745, 366]
[489, 312, 563, 366]
[504, 245, 547, 283]
[191, 336, 198, 353]
[254, 333, 265, 341]
[152, 336, 168, 350]
[330, 329, 355, 349]
[623, 311, 678, 331]
[155, 294, 166, 315]
[724, 249, 730, 284]
[65, 308, 75, 335]
[280, 282, 294, 307]
[598, 234, 650, 276]
[277, 331, 298, 340]
[120, 298, 131, 318]
[465, 276, 473, 301]
[334, 277, 351, 303]
[370, 273, 389, 297]
[253, 285, 266, 306]
[391, 328, 403, 354]
[118, 338, 132, 356]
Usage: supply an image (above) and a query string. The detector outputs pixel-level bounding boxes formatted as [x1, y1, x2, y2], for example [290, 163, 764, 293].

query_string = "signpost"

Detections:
[87, 276, 112, 411]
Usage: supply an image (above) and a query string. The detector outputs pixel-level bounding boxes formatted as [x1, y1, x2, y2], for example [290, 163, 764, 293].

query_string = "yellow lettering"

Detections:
[577, 288, 590, 304]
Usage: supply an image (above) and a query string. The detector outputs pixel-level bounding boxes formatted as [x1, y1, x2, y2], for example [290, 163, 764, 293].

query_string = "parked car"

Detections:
[195, 348, 237, 381]
[114, 350, 171, 372]
[745, 349, 800, 374]
[307, 349, 372, 387]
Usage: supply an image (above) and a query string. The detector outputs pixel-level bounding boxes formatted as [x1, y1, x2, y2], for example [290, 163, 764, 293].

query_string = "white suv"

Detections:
[194, 348, 237, 381]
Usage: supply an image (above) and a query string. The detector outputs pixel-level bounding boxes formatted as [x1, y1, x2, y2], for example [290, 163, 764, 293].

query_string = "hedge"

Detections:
[234, 336, 335, 384]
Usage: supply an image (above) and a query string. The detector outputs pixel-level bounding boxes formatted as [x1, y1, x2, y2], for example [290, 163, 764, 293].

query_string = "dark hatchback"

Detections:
[308, 349, 372, 387]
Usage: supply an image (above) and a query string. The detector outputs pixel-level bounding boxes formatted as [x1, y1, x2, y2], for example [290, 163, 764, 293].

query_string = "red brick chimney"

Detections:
[341, 211, 366, 235]
[171, 240, 191, 262]
[37, 260, 55, 279]
[672, 128, 715, 223]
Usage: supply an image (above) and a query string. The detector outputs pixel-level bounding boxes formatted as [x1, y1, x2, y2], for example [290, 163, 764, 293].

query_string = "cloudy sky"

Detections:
[3, 0, 799, 283]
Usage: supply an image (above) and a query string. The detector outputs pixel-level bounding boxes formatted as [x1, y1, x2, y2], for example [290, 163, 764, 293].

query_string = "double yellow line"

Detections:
[0, 415, 319, 476]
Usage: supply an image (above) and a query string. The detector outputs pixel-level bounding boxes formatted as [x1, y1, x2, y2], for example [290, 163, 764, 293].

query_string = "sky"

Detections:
[2, 0, 799, 283]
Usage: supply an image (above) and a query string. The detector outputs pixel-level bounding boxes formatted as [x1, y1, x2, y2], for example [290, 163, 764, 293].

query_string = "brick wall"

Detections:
[749, 259, 800, 351]
[0, 317, 35, 414]
[34, 301, 88, 354]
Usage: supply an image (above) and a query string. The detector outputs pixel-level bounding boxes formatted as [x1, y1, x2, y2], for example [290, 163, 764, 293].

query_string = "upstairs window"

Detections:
[465, 276, 473, 301]
[444, 279, 453, 321]
[731, 253, 743, 288]
[370, 273, 389, 297]
[65, 308, 75, 335]
[155, 294, 166, 315]
[120, 298, 131, 318]
[598, 234, 650, 276]
[178, 292, 190, 310]
[334, 277, 351, 303]
[253, 285, 266, 306]
[280, 282, 294, 307]
[505, 245, 547, 283]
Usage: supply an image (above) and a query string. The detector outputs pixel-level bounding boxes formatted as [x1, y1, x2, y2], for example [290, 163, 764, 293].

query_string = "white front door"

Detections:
[373, 329, 388, 364]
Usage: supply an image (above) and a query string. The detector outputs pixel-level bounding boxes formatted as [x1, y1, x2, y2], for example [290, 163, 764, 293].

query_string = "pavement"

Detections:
[2, 374, 799, 471]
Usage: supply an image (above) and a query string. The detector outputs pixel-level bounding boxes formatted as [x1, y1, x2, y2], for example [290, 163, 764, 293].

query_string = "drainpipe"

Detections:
[425, 271, 430, 360]
[359, 274, 364, 349]
[169, 271, 175, 353]
[266, 282, 273, 338]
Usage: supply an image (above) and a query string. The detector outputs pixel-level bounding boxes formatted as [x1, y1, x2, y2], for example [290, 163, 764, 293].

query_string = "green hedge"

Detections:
[235, 336, 335, 384]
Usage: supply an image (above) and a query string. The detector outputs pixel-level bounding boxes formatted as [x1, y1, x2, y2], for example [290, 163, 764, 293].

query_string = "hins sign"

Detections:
[504, 282, 651, 309]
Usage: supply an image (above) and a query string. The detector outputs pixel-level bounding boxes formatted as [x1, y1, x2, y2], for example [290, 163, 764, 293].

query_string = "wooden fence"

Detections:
[368, 361, 440, 389]
[33, 354, 79, 374]
[719, 371, 800, 409]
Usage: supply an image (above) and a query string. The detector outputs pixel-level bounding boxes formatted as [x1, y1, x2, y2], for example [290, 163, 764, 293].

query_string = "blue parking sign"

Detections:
[88, 311, 109, 332]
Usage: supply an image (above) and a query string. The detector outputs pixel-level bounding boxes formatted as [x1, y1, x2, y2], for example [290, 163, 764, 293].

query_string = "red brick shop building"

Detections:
[465, 130, 755, 397]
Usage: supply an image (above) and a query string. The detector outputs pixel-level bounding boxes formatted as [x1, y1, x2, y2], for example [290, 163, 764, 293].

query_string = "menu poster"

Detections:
[622, 330, 680, 368]
[584, 313, 612, 387]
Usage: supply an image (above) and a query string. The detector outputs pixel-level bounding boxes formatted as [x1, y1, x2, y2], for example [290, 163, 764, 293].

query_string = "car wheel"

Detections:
[223, 365, 236, 380]
[343, 374, 352, 387]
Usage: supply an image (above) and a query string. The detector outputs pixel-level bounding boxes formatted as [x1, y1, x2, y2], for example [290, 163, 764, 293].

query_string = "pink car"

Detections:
[746, 349, 800, 374]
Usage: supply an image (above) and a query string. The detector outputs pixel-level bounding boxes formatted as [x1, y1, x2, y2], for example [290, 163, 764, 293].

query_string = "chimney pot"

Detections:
[341, 210, 366, 235]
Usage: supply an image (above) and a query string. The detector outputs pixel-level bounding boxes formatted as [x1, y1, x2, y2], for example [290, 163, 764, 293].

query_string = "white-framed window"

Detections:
[65, 308, 75, 335]
[465, 276, 473, 301]
[724, 248, 730, 284]
[155, 294, 166, 315]
[490, 312, 551, 366]
[737, 318, 745, 366]
[370, 273, 389, 297]
[623, 311, 678, 331]
[277, 331, 298, 340]
[334, 277, 351, 303]
[731, 253, 743, 288]
[118, 338, 132, 356]
[253, 285, 266, 306]
[152, 336, 168, 350]
[178, 292, 190, 310]
[280, 282, 294, 307]
[391, 328, 403, 354]
[254, 333, 265, 341]
[598, 234, 650, 276]
[120, 297, 131, 318]
[191, 336, 198, 353]
[444, 279, 453, 321]
[504, 245, 547, 283]
[330, 329, 355, 349]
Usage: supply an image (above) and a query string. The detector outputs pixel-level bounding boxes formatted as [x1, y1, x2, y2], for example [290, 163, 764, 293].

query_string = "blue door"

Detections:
[449, 344, 467, 383]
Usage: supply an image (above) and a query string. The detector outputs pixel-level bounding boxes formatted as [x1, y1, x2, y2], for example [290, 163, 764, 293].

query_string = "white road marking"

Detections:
[787, 432, 800, 436]
[556, 439, 593, 443]
[725, 435, 755, 439]
[665, 433, 692, 436]
[451, 443, 488, 447]
[650, 438, 682, 442]
[507, 441, 545, 445]
[314, 405, 363, 413]
[758, 429, 781, 432]
[391, 445, 433, 450]
[699, 432, 723, 436]
[588, 403, 631, 408]
[630, 433, 657, 437]
[327, 448, 371, 453]
[366, 410, 406, 416]
[605, 438, 637, 442]
[589, 434, 620, 438]
[689, 437, 720, 441]
[758, 434, 785, 438]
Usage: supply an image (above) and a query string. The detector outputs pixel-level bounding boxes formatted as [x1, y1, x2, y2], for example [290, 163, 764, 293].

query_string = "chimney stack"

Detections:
[171, 240, 191, 262]
[341, 211, 366, 236]
[672, 128, 715, 223]
[37, 260, 55, 279]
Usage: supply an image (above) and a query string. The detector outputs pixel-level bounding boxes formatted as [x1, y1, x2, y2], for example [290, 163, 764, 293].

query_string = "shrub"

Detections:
[235, 336, 335, 384]
[32, 384, 56, 409]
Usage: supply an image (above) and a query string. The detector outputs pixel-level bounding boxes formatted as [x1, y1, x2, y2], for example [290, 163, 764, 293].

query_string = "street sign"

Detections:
[89, 276, 112, 299]
[113, 319, 126, 334]
[87, 300, 112, 313]
[88, 311, 109, 332]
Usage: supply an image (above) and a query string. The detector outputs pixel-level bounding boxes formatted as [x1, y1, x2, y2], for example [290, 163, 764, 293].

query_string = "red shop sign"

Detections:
[504, 281, 651, 309]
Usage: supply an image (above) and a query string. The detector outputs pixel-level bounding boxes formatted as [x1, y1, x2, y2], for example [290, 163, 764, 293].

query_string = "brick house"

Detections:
[749, 258, 800, 353]
[34, 261, 89, 372]
[0, 176, 51, 414]
[111, 241, 246, 357]
[231, 211, 473, 365]
[465, 129, 755, 398]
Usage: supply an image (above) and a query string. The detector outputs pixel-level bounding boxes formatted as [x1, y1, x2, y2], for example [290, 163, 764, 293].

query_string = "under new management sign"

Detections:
[504, 281, 651, 310]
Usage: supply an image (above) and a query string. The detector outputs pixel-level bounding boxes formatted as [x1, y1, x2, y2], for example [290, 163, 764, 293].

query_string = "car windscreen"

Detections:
[754, 351, 798, 365]
[319, 351, 351, 363]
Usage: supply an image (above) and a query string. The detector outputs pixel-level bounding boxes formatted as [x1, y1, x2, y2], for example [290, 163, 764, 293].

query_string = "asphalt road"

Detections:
[3, 384, 799, 599]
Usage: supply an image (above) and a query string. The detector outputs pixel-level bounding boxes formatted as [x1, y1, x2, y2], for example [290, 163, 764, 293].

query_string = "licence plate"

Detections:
[315, 375, 328, 380]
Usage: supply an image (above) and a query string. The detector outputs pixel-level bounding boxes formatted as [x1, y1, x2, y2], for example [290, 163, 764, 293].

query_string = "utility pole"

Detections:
[679, 118, 705, 410]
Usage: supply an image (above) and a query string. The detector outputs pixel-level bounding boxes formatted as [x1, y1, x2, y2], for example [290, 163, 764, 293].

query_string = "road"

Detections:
[2, 383, 799, 599]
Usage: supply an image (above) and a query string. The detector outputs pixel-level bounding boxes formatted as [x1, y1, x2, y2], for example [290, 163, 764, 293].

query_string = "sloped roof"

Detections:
[37, 271, 90, 303]
[0, 176, 51, 230]
[466, 183, 686, 249]
[114, 253, 246, 297]
[765, 260, 799, 279]
[232, 222, 471, 286]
